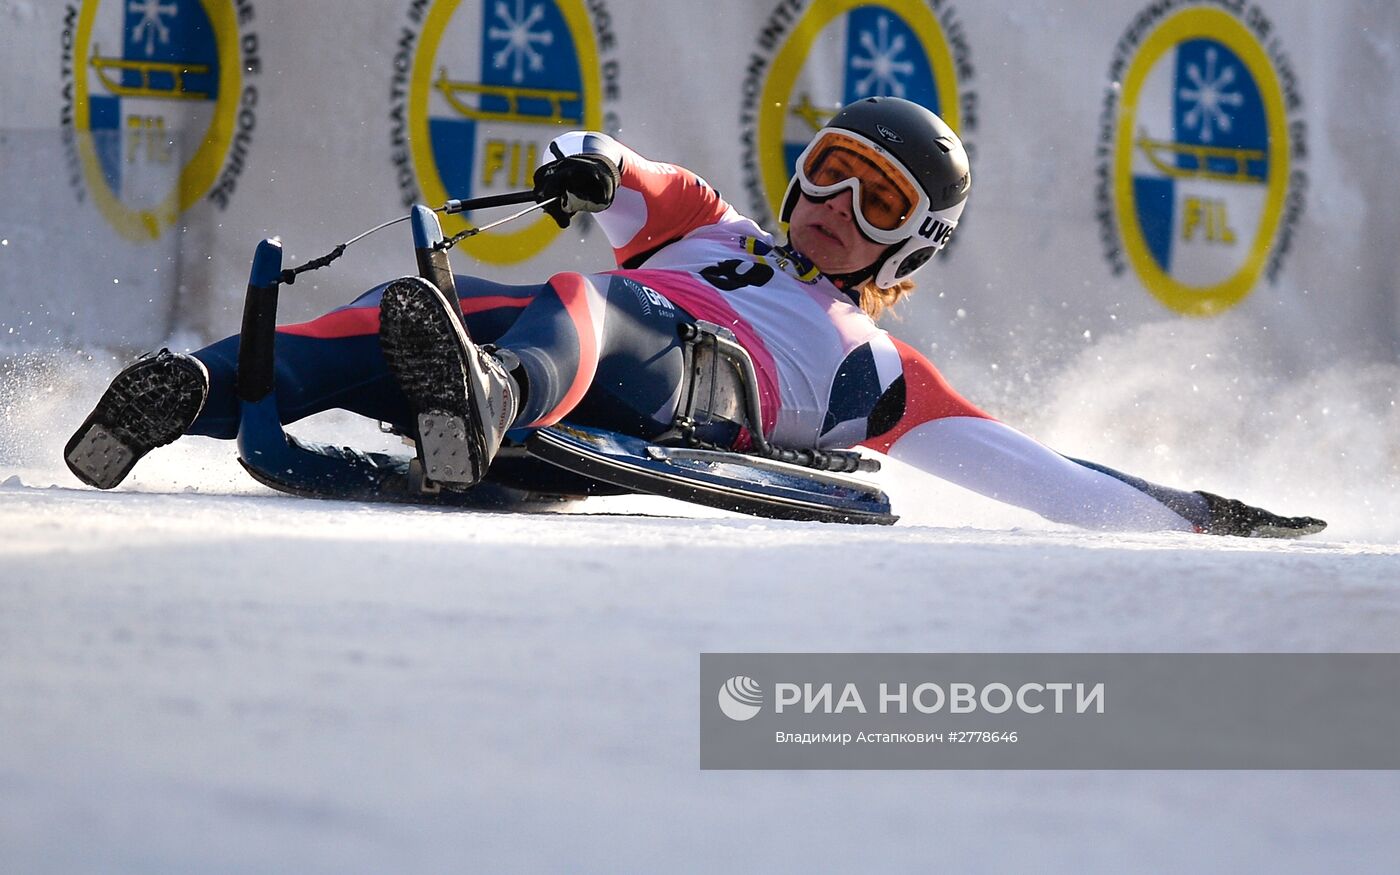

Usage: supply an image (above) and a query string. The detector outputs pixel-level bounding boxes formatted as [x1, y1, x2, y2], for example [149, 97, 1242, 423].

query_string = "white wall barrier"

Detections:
[2, 0, 1396, 387]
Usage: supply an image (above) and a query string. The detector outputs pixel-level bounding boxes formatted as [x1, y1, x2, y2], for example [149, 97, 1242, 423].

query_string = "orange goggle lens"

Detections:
[800, 132, 920, 231]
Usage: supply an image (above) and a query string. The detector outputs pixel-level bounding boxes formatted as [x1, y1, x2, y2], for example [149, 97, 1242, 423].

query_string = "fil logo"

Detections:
[717, 675, 764, 721]
[390, 0, 620, 266]
[1096, 4, 1307, 316]
[62, 0, 261, 240]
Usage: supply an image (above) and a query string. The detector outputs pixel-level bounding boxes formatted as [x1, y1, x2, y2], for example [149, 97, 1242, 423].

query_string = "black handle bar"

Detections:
[441, 190, 539, 214]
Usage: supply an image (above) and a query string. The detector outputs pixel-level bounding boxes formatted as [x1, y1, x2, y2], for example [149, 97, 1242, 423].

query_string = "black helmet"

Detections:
[781, 96, 971, 288]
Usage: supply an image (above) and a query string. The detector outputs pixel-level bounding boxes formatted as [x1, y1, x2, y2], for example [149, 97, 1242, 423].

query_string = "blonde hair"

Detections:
[856, 277, 916, 320]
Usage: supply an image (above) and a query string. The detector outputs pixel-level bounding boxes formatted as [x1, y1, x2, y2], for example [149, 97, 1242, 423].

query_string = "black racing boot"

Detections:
[378, 276, 520, 490]
[1195, 491, 1327, 538]
[64, 349, 209, 489]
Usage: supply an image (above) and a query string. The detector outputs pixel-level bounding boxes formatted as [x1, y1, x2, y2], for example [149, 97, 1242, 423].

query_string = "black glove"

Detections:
[533, 154, 620, 228]
[1195, 490, 1327, 538]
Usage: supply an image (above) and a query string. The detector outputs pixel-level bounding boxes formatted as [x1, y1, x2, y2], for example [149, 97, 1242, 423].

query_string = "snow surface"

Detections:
[3, 337, 1400, 873]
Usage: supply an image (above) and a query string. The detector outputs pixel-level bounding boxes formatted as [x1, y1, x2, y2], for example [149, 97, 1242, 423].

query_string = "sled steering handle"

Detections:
[441, 189, 540, 214]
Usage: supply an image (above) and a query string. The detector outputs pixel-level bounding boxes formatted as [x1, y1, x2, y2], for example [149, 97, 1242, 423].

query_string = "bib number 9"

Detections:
[700, 259, 775, 291]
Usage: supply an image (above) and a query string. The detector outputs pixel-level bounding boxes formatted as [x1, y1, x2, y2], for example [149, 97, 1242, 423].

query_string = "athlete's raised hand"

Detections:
[533, 154, 620, 228]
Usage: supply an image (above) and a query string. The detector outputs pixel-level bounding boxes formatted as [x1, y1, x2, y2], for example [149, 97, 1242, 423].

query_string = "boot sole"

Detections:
[64, 352, 208, 489]
[379, 277, 488, 486]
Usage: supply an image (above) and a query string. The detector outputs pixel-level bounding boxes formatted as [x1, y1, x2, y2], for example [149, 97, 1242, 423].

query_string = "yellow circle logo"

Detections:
[1106, 6, 1303, 316]
[70, 0, 252, 242]
[741, 0, 975, 231]
[398, 0, 613, 266]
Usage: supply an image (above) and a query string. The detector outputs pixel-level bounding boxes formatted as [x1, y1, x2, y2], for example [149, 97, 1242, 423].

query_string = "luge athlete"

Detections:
[66, 97, 1324, 537]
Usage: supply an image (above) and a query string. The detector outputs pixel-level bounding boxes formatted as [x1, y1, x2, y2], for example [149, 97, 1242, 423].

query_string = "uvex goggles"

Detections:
[793, 129, 931, 245]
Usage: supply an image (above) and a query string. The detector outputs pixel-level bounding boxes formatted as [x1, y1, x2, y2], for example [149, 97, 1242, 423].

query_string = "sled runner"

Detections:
[233, 203, 897, 525]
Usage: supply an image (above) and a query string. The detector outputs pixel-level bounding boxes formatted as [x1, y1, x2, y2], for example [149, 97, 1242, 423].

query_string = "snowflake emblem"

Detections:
[1178, 46, 1245, 143]
[128, 0, 178, 58]
[488, 0, 555, 84]
[850, 15, 914, 98]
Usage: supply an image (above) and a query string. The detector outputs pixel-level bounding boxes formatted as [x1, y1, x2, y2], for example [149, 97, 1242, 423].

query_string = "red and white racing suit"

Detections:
[543, 131, 1207, 532]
